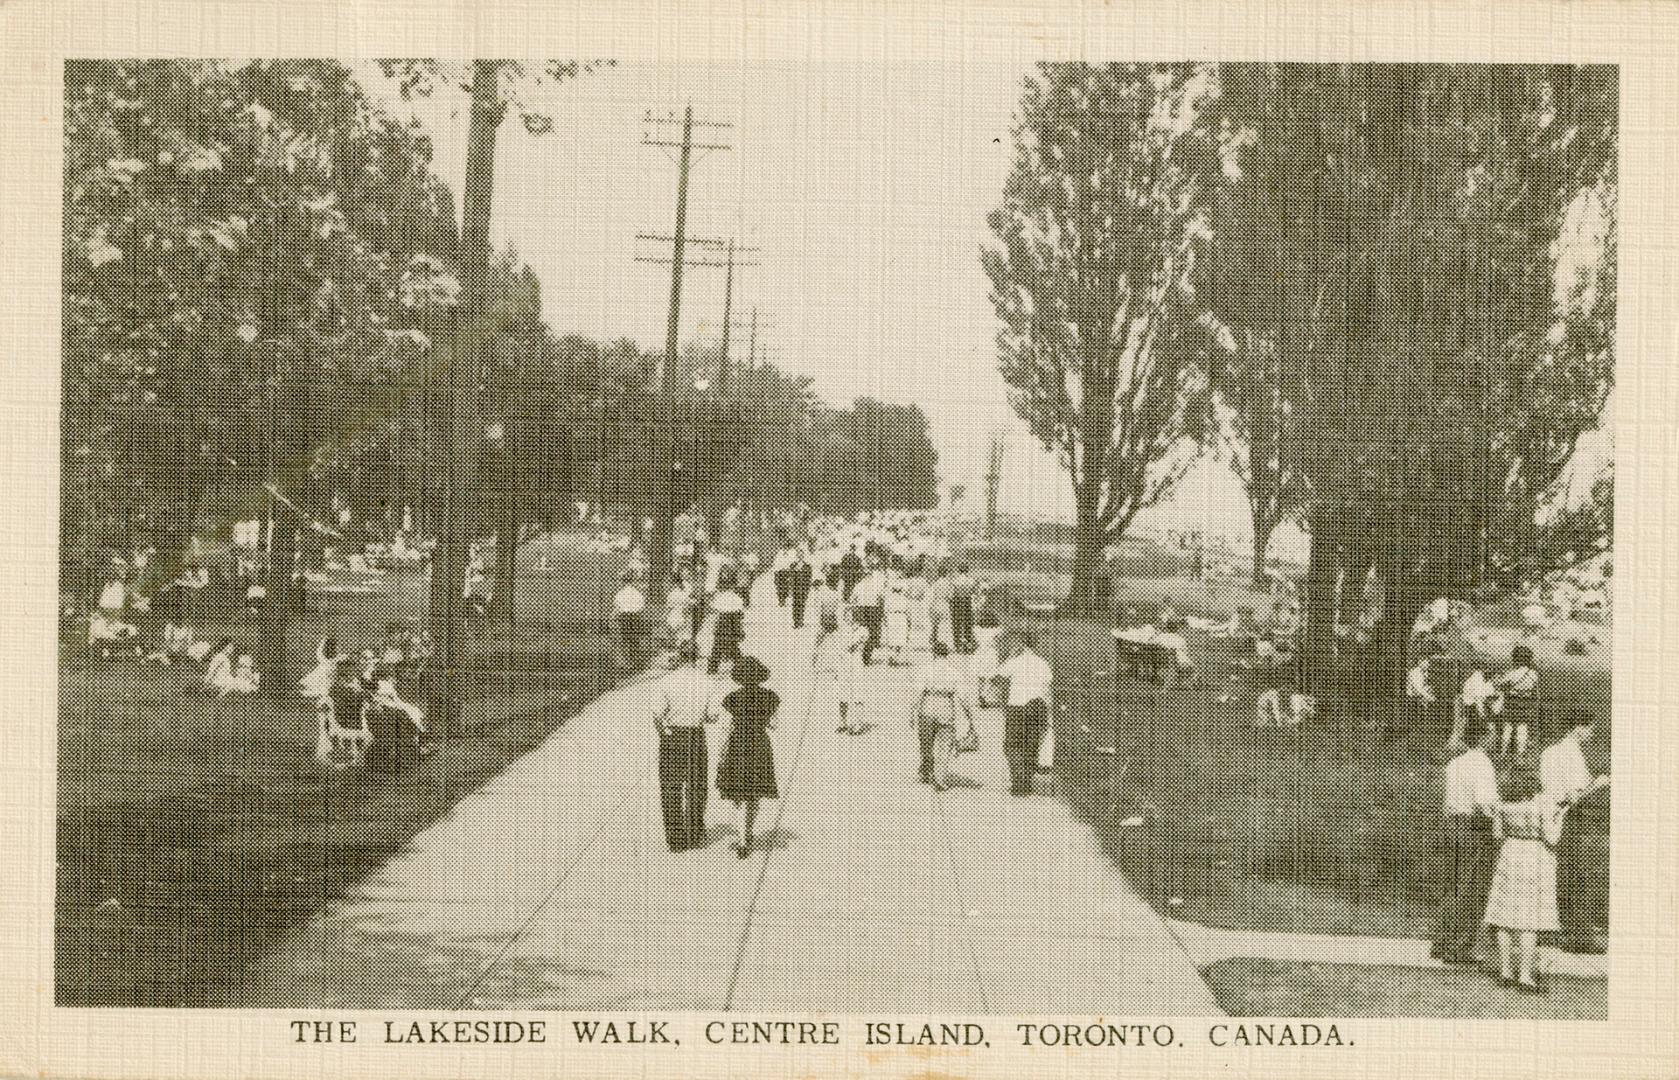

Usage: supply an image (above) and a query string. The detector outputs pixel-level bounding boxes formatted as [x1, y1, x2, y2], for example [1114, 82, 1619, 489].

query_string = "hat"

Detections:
[731, 655, 770, 686]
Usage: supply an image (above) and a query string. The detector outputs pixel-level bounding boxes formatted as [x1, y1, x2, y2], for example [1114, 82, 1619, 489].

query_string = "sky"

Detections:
[358, 60, 1608, 554]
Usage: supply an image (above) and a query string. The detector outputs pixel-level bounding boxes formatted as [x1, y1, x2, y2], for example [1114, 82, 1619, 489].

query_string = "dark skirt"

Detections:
[717, 724, 778, 800]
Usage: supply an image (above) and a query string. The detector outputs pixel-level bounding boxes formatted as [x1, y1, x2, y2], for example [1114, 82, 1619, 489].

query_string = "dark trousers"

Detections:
[857, 605, 883, 665]
[918, 720, 955, 786]
[658, 727, 708, 850]
[950, 598, 975, 650]
[774, 570, 790, 605]
[790, 584, 811, 628]
[1432, 814, 1495, 959]
[1003, 700, 1049, 795]
[708, 636, 742, 675]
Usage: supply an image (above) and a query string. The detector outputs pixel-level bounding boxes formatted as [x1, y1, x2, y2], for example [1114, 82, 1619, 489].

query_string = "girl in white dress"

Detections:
[881, 579, 911, 666]
[814, 608, 868, 735]
[1484, 768, 1568, 994]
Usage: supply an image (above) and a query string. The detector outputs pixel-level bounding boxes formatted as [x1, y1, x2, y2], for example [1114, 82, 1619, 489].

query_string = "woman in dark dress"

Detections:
[717, 656, 779, 857]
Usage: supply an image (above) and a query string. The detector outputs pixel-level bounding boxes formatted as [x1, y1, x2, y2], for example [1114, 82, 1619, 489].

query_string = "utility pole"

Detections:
[718, 240, 736, 392]
[636, 106, 751, 592]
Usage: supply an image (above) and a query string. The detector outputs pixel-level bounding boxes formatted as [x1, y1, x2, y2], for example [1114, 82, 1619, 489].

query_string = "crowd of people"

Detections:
[72, 544, 436, 773]
[1433, 710, 1608, 994]
[641, 509, 1066, 860]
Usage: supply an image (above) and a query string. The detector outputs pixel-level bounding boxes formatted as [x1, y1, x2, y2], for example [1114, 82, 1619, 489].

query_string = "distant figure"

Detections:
[1495, 646, 1540, 757]
[202, 639, 236, 695]
[851, 567, 886, 666]
[787, 550, 814, 629]
[716, 656, 779, 858]
[613, 571, 648, 671]
[946, 563, 977, 652]
[881, 579, 911, 666]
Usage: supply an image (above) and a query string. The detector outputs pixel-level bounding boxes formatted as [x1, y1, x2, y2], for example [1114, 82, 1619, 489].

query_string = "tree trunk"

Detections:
[1251, 507, 1278, 589]
[1062, 478, 1109, 619]
[1300, 506, 1341, 700]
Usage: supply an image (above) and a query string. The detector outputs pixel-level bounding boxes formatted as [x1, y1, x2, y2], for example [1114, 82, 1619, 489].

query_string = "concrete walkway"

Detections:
[1173, 920, 1607, 980]
[242, 575, 1219, 1013]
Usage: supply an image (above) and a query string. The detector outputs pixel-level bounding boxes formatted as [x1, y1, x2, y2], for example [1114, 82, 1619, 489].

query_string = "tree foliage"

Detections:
[984, 63, 1221, 612]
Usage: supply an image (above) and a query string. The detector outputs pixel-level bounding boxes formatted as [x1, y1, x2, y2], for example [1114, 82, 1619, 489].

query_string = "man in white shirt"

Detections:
[653, 643, 720, 851]
[613, 572, 647, 671]
[1431, 722, 1500, 964]
[1541, 713, 1603, 801]
[851, 567, 887, 666]
[997, 631, 1053, 796]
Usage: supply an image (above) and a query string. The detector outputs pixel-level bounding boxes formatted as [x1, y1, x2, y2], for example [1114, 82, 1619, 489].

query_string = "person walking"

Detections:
[772, 544, 795, 607]
[1483, 767, 1568, 993]
[837, 546, 864, 602]
[716, 656, 780, 858]
[881, 577, 911, 666]
[707, 570, 748, 675]
[787, 548, 815, 630]
[927, 563, 953, 652]
[1431, 720, 1500, 965]
[653, 642, 720, 851]
[815, 603, 868, 735]
[612, 571, 648, 672]
[852, 564, 886, 666]
[997, 630, 1053, 796]
[912, 643, 976, 791]
[947, 562, 977, 652]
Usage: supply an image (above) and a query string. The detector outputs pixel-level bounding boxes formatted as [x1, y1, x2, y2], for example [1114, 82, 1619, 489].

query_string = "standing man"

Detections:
[1430, 720, 1500, 964]
[787, 547, 815, 630]
[653, 642, 719, 851]
[947, 562, 977, 653]
[998, 630, 1053, 797]
[772, 543, 795, 607]
[838, 546, 864, 602]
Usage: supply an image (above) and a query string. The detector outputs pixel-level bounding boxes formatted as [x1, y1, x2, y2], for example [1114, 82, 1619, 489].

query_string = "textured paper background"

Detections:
[2, 2, 1674, 1078]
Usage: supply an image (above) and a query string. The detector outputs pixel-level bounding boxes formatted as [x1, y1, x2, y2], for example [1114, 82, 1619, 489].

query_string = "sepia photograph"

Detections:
[56, 57, 1615, 1020]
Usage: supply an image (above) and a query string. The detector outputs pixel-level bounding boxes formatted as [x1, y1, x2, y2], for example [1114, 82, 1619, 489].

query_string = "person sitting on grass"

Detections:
[201, 639, 236, 694]
[1483, 767, 1568, 994]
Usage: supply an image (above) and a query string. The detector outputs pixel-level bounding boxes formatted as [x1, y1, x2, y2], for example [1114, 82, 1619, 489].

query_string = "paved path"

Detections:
[243, 575, 1219, 1013]
[1173, 921, 1607, 980]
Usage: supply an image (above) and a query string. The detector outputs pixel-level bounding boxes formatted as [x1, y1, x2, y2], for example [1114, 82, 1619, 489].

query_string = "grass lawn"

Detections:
[988, 573, 1610, 943]
[57, 532, 629, 1007]
[1203, 957, 1606, 1018]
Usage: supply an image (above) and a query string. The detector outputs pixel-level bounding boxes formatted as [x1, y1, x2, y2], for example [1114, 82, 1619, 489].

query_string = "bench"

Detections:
[1112, 633, 1178, 684]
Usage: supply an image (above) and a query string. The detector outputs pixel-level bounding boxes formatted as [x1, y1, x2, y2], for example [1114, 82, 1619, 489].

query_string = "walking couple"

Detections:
[653, 644, 780, 858]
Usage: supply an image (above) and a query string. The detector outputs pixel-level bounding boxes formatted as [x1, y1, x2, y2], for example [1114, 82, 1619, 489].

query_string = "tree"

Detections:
[984, 63, 1220, 615]
[376, 59, 612, 726]
[1210, 329, 1307, 586]
[1210, 64, 1617, 704]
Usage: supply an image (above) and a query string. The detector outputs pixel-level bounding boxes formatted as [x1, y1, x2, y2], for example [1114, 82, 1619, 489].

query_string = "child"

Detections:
[1496, 645, 1540, 757]
[1483, 768, 1567, 994]
[815, 610, 868, 735]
